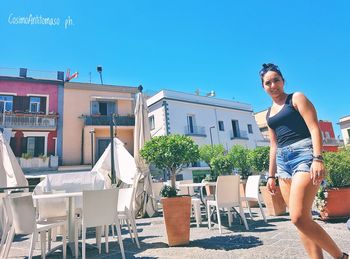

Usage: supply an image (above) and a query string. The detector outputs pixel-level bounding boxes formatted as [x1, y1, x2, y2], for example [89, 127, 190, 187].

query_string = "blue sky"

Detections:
[1, 0, 349, 137]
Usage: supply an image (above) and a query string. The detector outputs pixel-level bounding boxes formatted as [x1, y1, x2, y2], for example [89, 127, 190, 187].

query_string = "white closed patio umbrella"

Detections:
[0, 131, 28, 189]
[133, 86, 156, 217]
[0, 130, 28, 234]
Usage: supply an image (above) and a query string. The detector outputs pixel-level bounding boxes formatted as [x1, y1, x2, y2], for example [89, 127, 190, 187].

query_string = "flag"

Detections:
[66, 71, 79, 81]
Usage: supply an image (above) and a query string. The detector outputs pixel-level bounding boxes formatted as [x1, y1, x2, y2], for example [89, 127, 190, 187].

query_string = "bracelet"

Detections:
[267, 176, 276, 180]
[313, 158, 324, 163]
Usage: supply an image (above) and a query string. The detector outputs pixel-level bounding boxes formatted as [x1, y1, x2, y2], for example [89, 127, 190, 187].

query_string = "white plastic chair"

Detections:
[241, 175, 267, 222]
[115, 187, 140, 248]
[177, 180, 202, 227]
[36, 190, 68, 248]
[207, 175, 249, 234]
[151, 182, 164, 211]
[74, 189, 125, 259]
[2, 193, 67, 259]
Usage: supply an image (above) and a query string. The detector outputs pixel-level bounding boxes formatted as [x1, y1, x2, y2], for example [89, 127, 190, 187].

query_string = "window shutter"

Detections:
[40, 97, 47, 113]
[107, 102, 115, 115]
[91, 101, 99, 115]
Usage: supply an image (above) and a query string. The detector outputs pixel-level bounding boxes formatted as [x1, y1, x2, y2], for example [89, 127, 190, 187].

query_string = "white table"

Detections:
[178, 182, 217, 226]
[33, 192, 82, 256]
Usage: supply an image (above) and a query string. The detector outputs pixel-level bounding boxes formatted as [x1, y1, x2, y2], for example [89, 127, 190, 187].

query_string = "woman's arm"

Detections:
[268, 126, 278, 177]
[292, 92, 325, 184]
[267, 126, 278, 193]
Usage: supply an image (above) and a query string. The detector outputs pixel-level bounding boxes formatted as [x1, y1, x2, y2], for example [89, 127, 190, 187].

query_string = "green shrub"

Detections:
[210, 155, 234, 176]
[21, 153, 33, 159]
[229, 145, 251, 179]
[248, 146, 270, 173]
[324, 149, 350, 188]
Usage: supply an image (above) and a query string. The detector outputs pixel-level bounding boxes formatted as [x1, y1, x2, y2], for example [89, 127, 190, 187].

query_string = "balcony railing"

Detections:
[82, 115, 135, 126]
[322, 138, 341, 146]
[184, 126, 206, 137]
[230, 130, 249, 140]
[0, 112, 57, 130]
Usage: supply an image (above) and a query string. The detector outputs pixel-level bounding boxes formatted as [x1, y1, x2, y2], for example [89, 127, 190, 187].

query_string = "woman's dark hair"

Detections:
[259, 63, 284, 84]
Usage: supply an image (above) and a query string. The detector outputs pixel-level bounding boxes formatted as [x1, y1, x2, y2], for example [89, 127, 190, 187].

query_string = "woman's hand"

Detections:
[267, 178, 277, 195]
[310, 160, 326, 185]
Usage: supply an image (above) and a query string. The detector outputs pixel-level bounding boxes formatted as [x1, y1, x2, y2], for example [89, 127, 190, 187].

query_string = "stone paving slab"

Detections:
[7, 208, 350, 259]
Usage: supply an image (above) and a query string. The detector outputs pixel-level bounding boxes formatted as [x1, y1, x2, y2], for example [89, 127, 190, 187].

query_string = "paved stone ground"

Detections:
[7, 208, 350, 259]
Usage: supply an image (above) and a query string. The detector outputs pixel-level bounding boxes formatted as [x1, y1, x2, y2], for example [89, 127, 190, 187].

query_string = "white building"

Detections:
[339, 115, 350, 147]
[147, 90, 268, 150]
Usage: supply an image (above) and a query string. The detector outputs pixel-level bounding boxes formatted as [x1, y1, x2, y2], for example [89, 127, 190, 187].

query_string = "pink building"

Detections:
[319, 120, 339, 152]
[0, 68, 64, 162]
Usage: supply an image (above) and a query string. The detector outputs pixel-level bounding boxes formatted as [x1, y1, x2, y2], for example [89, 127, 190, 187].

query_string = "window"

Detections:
[231, 120, 240, 138]
[324, 131, 330, 139]
[29, 97, 41, 113]
[187, 115, 195, 133]
[218, 121, 224, 131]
[91, 101, 116, 115]
[25, 136, 45, 157]
[149, 115, 155, 130]
[247, 124, 253, 134]
[0, 95, 13, 112]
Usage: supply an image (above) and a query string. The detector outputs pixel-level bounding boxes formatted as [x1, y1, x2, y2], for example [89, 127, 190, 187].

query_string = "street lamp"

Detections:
[89, 129, 95, 168]
[209, 126, 215, 147]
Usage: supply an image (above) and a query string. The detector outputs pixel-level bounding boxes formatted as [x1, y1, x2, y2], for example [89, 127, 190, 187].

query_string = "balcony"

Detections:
[184, 126, 206, 137]
[0, 112, 57, 130]
[230, 130, 249, 140]
[322, 138, 341, 146]
[82, 115, 135, 126]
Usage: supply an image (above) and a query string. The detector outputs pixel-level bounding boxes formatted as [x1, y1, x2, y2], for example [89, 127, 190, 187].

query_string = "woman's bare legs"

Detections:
[287, 173, 343, 258]
[280, 178, 323, 259]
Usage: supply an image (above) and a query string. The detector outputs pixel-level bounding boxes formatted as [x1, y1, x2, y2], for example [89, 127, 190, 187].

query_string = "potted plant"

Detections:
[247, 146, 287, 216]
[140, 134, 199, 246]
[316, 149, 350, 220]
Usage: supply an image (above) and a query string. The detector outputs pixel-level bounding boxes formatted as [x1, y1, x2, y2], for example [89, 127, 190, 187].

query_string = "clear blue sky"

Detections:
[1, 0, 349, 137]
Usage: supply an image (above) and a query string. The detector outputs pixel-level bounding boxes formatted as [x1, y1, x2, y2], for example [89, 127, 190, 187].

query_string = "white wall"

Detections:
[147, 90, 266, 150]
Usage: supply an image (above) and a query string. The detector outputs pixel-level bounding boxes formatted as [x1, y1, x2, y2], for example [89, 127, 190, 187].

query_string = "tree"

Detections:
[248, 146, 270, 173]
[210, 155, 234, 176]
[229, 145, 251, 179]
[199, 144, 225, 177]
[140, 134, 200, 188]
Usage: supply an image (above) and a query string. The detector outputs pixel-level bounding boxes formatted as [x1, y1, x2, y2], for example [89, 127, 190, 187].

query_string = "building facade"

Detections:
[318, 120, 339, 152]
[62, 82, 138, 165]
[0, 68, 64, 161]
[147, 90, 267, 150]
[339, 115, 350, 147]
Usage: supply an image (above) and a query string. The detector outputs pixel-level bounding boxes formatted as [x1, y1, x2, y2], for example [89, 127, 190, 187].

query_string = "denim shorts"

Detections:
[276, 138, 313, 179]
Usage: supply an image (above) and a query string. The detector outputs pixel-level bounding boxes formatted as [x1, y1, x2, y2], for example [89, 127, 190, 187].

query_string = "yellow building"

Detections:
[254, 109, 269, 140]
[62, 82, 138, 165]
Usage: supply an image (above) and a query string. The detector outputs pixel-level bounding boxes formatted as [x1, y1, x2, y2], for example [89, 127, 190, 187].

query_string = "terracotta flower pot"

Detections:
[205, 185, 216, 196]
[161, 196, 191, 246]
[320, 187, 350, 220]
[260, 186, 287, 216]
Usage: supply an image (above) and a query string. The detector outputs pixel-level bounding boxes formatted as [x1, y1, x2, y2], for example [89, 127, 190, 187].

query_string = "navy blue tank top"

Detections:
[266, 93, 311, 148]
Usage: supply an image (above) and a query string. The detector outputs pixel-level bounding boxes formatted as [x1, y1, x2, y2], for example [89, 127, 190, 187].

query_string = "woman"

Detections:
[260, 63, 348, 259]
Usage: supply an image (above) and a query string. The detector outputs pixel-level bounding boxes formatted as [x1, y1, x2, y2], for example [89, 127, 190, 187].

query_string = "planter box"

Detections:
[50, 155, 59, 168]
[162, 196, 191, 246]
[320, 187, 350, 220]
[260, 186, 287, 216]
[19, 157, 49, 169]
